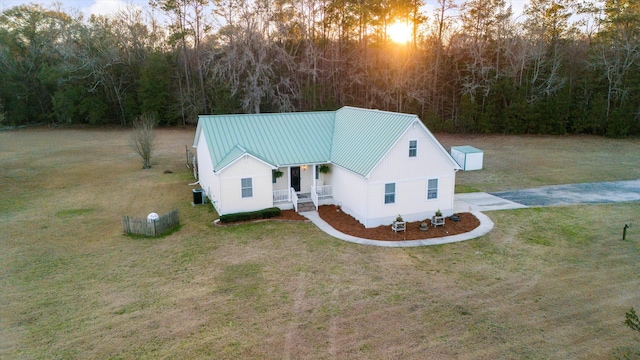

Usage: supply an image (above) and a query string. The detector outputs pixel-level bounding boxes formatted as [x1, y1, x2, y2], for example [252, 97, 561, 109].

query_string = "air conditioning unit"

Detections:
[192, 188, 206, 205]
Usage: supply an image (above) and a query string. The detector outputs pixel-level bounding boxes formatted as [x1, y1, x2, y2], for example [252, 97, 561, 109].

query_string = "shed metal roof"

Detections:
[451, 145, 483, 154]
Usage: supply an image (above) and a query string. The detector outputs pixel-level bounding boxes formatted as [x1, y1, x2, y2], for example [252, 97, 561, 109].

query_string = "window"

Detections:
[241, 178, 253, 198]
[315, 165, 319, 180]
[427, 178, 438, 199]
[409, 140, 417, 157]
[384, 183, 396, 204]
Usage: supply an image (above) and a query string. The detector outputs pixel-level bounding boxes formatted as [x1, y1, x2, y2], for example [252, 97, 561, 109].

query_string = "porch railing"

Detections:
[290, 188, 298, 212]
[316, 185, 332, 198]
[311, 186, 319, 211]
[273, 189, 289, 203]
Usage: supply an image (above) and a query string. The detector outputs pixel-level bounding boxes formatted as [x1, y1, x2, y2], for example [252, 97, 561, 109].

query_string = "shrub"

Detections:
[130, 114, 156, 169]
[625, 307, 640, 334]
[219, 207, 282, 223]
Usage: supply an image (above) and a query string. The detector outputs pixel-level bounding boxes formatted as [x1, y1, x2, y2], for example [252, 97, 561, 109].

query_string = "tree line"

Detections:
[1, 0, 639, 136]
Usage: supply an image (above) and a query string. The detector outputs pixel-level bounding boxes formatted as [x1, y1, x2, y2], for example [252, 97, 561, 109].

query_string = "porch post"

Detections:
[312, 165, 316, 189]
[287, 166, 291, 201]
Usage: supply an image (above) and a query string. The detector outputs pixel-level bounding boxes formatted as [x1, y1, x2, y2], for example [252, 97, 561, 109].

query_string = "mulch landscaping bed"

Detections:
[215, 209, 308, 226]
[276, 210, 308, 221]
[218, 207, 480, 242]
[318, 205, 480, 241]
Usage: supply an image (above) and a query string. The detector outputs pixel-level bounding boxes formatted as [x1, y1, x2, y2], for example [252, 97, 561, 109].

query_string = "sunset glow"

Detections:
[388, 21, 412, 44]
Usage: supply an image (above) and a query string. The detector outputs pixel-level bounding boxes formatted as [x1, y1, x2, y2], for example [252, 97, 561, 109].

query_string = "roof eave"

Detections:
[215, 151, 277, 173]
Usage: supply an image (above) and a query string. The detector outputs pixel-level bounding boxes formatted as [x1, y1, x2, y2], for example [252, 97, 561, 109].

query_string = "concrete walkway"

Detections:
[301, 211, 494, 248]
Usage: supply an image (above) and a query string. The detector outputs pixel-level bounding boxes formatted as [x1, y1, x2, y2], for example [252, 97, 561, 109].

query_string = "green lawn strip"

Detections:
[55, 208, 96, 218]
[454, 184, 481, 193]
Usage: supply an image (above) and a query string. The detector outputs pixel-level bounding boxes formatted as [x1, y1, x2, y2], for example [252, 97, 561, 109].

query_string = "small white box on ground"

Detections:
[451, 146, 483, 171]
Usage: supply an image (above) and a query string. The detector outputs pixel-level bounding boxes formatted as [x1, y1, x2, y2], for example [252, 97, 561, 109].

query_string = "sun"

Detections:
[388, 21, 412, 44]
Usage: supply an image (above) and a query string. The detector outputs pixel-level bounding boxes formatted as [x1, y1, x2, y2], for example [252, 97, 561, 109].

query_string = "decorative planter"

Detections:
[431, 216, 445, 227]
[392, 221, 406, 233]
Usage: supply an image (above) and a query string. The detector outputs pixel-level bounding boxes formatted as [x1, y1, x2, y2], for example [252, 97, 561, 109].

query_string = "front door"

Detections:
[291, 166, 301, 192]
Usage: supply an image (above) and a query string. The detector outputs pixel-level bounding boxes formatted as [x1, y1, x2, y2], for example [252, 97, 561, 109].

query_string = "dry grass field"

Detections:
[1, 128, 640, 359]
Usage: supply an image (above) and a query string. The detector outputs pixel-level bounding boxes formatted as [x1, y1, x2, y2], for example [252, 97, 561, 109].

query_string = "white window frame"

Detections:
[384, 183, 396, 204]
[241, 177, 253, 198]
[427, 178, 438, 200]
[409, 140, 417, 157]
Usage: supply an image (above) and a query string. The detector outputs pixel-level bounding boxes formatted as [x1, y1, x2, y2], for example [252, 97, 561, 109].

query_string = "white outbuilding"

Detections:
[450, 146, 483, 171]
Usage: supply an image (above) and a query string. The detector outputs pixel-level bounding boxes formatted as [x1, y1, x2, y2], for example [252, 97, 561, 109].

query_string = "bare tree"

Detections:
[131, 114, 156, 169]
[211, 4, 298, 114]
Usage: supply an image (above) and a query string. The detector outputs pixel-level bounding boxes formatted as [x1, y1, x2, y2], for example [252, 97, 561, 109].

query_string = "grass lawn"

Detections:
[1, 128, 640, 359]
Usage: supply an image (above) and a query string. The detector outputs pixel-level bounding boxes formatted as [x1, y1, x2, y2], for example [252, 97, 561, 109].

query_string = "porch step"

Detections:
[297, 202, 316, 212]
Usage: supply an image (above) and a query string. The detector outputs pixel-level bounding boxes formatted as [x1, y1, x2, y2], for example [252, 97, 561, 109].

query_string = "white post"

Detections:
[312, 164, 316, 190]
[287, 166, 291, 201]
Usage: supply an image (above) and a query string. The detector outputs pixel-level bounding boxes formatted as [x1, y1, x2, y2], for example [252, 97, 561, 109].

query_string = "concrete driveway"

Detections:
[454, 192, 527, 212]
[454, 179, 640, 212]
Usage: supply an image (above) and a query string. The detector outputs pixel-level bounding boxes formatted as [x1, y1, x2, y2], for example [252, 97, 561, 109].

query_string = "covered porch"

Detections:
[272, 164, 333, 212]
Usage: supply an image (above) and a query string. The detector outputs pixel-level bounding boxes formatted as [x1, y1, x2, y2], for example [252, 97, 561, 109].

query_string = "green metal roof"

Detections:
[331, 107, 418, 177]
[197, 111, 335, 172]
[215, 145, 274, 171]
[195, 107, 451, 177]
[451, 145, 483, 154]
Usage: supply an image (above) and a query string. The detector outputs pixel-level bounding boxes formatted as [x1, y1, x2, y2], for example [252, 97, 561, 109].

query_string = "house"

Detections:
[192, 106, 461, 228]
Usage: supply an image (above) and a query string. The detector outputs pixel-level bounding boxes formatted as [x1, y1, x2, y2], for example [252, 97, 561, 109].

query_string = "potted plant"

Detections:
[419, 222, 429, 231]
[392, 214, 406, 233]
[432, 209, 445, 227]
[335, 204, 342, 212]
[272, 169, 283, 179]
[318, 164, 330, 174]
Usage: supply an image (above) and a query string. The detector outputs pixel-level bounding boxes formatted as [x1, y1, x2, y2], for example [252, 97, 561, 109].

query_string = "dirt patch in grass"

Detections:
[318, 205, 480, 241]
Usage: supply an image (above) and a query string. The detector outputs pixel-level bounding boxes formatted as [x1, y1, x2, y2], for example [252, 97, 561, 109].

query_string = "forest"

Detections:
[1, 0, 639, 136]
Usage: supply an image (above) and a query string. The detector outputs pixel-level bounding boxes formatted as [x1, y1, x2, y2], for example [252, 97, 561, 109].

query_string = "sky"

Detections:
[1, 0, 147, 17]
[1, 0, 530, 21]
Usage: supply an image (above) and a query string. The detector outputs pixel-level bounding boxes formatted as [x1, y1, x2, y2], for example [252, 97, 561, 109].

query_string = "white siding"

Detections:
[369, 124, 454, 180]
[317, 166, 332, 186]
[218, 155, 273, 215]
[465, 152, 483, 171]
[331, 165, 368, 225]
[272, 167, 288, 191]
[299, 166, 314, 193]
[195, 131, 221, 213]
[364, 123, 457, 227]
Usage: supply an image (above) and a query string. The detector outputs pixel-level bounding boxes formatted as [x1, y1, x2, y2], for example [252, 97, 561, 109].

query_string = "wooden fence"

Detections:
[122, 209, 179, 237]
